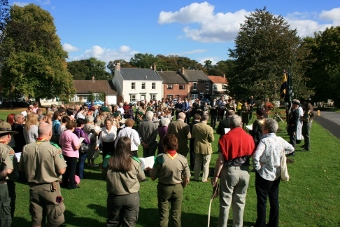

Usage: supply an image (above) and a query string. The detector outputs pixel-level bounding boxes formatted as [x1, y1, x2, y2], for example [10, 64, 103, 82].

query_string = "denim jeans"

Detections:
[77, 152, 87, 179]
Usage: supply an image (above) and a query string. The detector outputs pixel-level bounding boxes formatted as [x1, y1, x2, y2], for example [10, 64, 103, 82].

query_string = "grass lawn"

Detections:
[1, 109, 339, 226]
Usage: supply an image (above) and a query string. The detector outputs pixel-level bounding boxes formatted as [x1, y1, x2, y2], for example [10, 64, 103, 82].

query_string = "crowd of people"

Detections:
[0, 96, 314, 227]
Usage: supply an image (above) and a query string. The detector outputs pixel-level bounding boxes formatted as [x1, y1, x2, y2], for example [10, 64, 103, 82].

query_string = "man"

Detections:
[211, 115, 255, 227]
[174, 98, 183, 120]
[19, 122, 67, 227]
[287, 99, 300, 153]
[167, 112, 191, 157]
[189, 114, 201, 170]
[0, 122, 19, 227]
[11, 114, 26, 153]
[247, 95, 255, 121]
[192, 114, 214, 182]
[138, 111, 158, 157]
[216, 110, 235, 138]
[181, 97, 191, 124]
[209, 98, 218, 129]
[218, 96, 227, 121]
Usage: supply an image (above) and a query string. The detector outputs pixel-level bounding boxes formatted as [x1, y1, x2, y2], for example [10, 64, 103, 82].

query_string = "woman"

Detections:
[73, 118, 90, 179]
[51, 111, 62, 145]
[60, 120, 80, 189]
[59, 115, 71, 134]
[23, 113, 39, 144]
[84, 115, 101, 167]
[250, 108, 266, 146]
[301, 102, 314, 151]
[151, 134, 191, 227]
[157, 118, 170, 155]
[106, 137, 145, 226]
[114, 118, 140, 157]
[96, 117, 117, 161]
[252, 118, 295, 227]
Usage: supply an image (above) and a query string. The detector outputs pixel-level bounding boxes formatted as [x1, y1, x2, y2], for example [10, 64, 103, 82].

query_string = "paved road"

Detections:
[313, 110, 340, 139]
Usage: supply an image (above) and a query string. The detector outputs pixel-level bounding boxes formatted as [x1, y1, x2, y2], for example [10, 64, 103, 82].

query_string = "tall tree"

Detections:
[0, 4, 75, 100]
[130, 53, 158, 68]
[303, 26, 340, 105]
[228, 8, 313, 101]
[67, 57, 111, 80]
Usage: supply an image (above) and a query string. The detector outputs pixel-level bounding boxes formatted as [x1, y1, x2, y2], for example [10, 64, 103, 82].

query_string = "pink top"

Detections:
[60, 129, 80, 158]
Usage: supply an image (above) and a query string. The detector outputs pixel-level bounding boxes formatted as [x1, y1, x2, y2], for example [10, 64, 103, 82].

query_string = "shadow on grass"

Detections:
[63, 210, 103, 226]
[87, 204, 107, 218]
[12, 217, 31, 226]
[83, 168, 104, 181]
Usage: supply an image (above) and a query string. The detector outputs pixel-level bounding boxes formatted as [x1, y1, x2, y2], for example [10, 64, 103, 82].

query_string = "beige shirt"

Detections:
[106, 159, 145, 195]
[151, 153, 191, 184]
[0, 143, 19, 181]
[20, 140, 67, 183]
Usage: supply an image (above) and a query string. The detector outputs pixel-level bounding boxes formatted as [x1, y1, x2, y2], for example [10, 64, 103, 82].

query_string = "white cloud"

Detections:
[320, 7, 340, 26]
[159, 3, 340, 42]
[69, 45, 138, 64]
[63, 43, 79, 52]
[170, 49, 207, 56]
[13, 2, 29, 7]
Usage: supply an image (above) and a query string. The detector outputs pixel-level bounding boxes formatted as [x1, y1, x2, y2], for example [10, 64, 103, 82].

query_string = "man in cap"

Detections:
[19, 122, 67, 227]
[0, 121, 19, 227]
[287, 99, 300, 154]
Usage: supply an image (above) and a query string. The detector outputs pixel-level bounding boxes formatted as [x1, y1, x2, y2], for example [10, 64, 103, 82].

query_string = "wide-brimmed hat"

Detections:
[0, 122, 18, 135]
[292, 99, 300, 105]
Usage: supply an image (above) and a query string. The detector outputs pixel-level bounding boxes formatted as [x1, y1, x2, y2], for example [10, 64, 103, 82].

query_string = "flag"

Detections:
[280, 71, 288, 99]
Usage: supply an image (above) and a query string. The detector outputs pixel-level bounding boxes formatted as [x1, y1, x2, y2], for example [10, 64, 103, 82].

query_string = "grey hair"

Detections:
[160, 117, 170, 127]
[230, 115, 242, 128]
[178, 112, 186, 120]
[145, 111, 154, 121]
[86, 115, 94, 123]
[263, 118, 278, 133]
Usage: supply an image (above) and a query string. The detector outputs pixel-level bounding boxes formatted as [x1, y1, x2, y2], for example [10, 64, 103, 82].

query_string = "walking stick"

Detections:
[207, 183, 219, 227]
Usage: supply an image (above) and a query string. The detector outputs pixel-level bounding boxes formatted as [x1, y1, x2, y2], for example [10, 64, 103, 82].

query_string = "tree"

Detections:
[0, 4, 75, 101]
[303, 26, 340, 105]
[130, 53, 158, 68]
[228, 8, 313, 102]
[107, 59, 133, 75]
[67, 57, 111, 80]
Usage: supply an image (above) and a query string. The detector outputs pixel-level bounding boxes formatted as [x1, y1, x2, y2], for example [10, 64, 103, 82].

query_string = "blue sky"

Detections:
[9, 0, 340, 65]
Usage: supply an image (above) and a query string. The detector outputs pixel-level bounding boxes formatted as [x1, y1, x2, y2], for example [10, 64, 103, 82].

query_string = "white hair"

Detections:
[145, 111, 154, 121]
[178, 112, 186, 120]
[160, 117, 170, 127]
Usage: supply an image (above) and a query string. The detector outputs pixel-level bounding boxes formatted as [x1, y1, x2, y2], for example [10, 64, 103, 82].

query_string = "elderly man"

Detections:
[0, 122, 19, 227]
[115, 118, 140, 157]
[192, 114, 214, 182]
[138, 111, 158, 157]
[212, 115, 255, 227]
[167, 112, 191, 157]
[20, 122, 67, 227]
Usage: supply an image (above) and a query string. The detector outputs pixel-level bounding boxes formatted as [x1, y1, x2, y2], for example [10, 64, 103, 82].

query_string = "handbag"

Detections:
[280, 150, 289, 181]
[80, 143, 90, 153]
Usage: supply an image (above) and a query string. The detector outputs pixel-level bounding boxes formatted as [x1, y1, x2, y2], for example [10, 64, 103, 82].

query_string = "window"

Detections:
[167, 84, 173, 89]
[222, 84, 228, 89]
[152, 83, 156, 89]
[179, 84, 185, 90]
[167, 95, 173, 99]
[213, 85, 217, 90]
[141, 82, 145, 89]
[205, 82, 210, 90]
[150, 94, 156, 100]
[193, 82, 197, 90]
[131, 82, 135, 89]
[130, 94, 136, 101]
[191, 94, 198, 99]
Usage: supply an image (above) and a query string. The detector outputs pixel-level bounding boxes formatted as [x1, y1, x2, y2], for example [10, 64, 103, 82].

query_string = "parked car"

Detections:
[85, 100, 104, 107]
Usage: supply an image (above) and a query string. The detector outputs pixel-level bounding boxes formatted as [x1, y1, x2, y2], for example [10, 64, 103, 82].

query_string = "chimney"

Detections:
[116, 62, 121, 71]
[92, 76, 95, 82]
[152, 63, 156, 71]
[223, 74, 226, 78]
[181, 67, 184, 74]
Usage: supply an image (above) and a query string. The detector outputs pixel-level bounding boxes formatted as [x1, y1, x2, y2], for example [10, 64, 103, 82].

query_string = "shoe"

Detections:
[202, 179, 210, 183]
[301, 148, 310, 152]
[68, 185, 80, 190]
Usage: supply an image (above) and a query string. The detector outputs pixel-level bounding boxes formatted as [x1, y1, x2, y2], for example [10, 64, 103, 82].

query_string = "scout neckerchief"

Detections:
[36, 137, 48, 144]
[0, 139, 7, 145]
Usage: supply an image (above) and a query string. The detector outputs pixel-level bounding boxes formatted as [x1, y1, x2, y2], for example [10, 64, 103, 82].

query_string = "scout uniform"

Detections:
[151, 152, 191, 227]
[20, 138, 67, 227]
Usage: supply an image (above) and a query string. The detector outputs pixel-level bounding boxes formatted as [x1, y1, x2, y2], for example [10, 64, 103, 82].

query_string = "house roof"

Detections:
[73, 80, 117, 95]
[181, 69, 210, 82]
[119, 68, 162, 81]
[158, 71, 188, 84]
[208, 76, 228, 84]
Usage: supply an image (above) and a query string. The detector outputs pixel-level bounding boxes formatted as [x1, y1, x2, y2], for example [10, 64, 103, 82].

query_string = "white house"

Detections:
[112, 63, 163, 103]
[208, 75, 229, 99]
